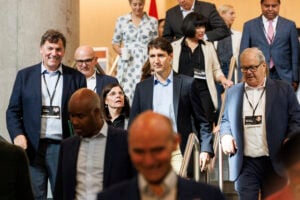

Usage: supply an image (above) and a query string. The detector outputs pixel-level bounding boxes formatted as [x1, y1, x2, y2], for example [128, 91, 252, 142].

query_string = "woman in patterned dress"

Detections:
[112, 0, 158, 103]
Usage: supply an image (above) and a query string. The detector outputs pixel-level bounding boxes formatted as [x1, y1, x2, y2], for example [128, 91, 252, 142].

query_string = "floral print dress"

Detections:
[112, 12, 158, 103]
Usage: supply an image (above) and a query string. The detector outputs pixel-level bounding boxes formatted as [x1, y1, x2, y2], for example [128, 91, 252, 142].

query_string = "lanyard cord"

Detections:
[244, 87, 266, 117]
[42, 72, 61, 106]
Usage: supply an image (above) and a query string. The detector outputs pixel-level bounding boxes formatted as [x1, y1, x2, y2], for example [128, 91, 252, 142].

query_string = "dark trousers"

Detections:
[235, 156, 286, 200]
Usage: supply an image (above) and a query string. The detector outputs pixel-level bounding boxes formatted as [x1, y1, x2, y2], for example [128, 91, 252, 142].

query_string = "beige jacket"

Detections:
[172, 38, 223, 110]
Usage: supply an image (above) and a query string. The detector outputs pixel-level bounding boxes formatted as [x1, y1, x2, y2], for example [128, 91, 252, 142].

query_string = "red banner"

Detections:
[149, 0, 158, 19]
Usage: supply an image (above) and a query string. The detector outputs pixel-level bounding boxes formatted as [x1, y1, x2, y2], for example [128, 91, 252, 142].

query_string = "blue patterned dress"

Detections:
[112, 12, 158, 103]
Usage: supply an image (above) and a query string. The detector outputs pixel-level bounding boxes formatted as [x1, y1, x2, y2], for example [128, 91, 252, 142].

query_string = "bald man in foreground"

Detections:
[74, 45, 118, 94]
[98, 111, 225, 200]
[54, 88, 134, 200]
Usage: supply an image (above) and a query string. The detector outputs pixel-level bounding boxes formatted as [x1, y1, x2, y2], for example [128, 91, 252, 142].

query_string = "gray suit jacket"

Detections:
[163, 0, 230, 42]
[220, 78, 300, 181]
[240, 16, 300, 83]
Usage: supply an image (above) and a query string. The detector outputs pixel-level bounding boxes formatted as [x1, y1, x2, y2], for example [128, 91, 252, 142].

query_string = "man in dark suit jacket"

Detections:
[6, 29, 86, 199]
[54, 88, 134, 200]
[163, 0, 230, 41]
[130, 37, 213, 173]
[98, 111, 225, 200]
[239, 0, 299, 91]
[74, 45, 118, 95]
[0, 140, 34, 200]
[220, 47, 300, 199]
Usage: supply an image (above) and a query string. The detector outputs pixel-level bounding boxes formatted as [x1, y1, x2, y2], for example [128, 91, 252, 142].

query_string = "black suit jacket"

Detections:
[6, 63, 86, 162]
[163, 0, 230, 42]
[98, 176, 225, 200]
[129, 73, 213, 154]
[0, 140, 34, 200]
[95, 73, 118, 96]
[54, 126, 135, 200]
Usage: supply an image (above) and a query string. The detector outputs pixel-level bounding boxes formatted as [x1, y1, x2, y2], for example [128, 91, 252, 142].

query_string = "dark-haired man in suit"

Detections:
[163, 0, 230, 42]
[98, 111, 225, 200]
[54, 88, 134, 200]
[240, 0, 299, 91]
[6, 29, 86, 199]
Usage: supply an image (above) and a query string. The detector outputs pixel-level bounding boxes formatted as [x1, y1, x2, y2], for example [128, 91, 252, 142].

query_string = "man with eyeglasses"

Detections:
[220, 47, 300, 199]
[74, 45, 118, 95]
[240, 0, 299, 92]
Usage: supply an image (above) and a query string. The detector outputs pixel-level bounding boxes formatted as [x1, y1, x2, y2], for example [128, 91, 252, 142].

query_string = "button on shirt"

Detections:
[153, 71, 177, 132]
[75, 122, 108, 200]
[243, 79, 269, 157]
[138, 170, 178, 200]
[40, 64, 63, 140]
[86, 71, 97, 92]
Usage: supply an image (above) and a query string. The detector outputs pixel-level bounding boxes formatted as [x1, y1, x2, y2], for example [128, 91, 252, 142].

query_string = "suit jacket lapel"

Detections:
[103, 127, 113, 187]
[173, 74, 181, 121]
[257, 17, 269, 45]
[265, 78, 274, 131]
[273, 16, 283, 45]
[146, 77, 154, 109]
[70, 137, 81, 191]
[34, 64, 42, 106]
[96, 74, 103, 94]
[62, 65, 70, 109]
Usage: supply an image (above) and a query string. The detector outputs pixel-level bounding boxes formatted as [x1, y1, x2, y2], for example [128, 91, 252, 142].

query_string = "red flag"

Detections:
[149, 0, 158, 19]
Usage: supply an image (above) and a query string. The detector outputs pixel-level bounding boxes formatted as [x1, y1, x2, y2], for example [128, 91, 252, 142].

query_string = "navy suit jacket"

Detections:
[220, 78, 300, 181]
[6, 63, 86, 162]
[54, 126, 135, 200]
[98, 176, 225, 200]
[240, 16, 299, 83]
[129, 73, 213, 154]
[163, 0, 229, 42]
[95, 73, 118, 96]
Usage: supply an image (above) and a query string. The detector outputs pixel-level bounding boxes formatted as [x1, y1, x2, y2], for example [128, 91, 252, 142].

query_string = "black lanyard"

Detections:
[42, 72, 61, 106]
[244, 87, 266, 117]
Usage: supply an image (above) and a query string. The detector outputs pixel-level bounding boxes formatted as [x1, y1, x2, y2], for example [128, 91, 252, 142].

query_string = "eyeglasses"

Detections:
[107, 91, 124, 97]
[240, 63, 262, 73]
[75, 57, 94, 65]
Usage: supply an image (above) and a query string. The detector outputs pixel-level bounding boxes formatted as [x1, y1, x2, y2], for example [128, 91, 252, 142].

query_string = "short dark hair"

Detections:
[148, 37, 173, 55]
[280, 133, 300, 168]
[40, 29, 66, 48]
[260, 0, 280, 4]
[181, 12, 208, 38]
[101, 83, 130, 121]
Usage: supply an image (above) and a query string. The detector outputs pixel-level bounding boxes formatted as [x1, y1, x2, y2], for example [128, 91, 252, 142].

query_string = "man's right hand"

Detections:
[221, 135, 237, 155]
[14, 135, 27, 149]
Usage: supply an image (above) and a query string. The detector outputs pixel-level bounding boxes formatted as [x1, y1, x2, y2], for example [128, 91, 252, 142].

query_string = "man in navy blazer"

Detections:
[129, 38, 213, 173]
[6, 29, 86, 199]
[163, 0, 230, 42]
[54, 88, 135, 200]
[220, 47, 300, 199]
[239, 0, 299, 91]
[74, 45, 118, 95]
[98, 111, 225, 200]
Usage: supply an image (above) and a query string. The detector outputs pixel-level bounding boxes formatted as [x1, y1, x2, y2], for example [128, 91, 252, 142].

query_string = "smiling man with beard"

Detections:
[6, 29, 86, 199]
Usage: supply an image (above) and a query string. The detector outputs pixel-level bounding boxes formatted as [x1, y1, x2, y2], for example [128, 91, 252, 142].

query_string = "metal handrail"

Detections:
[210, 56, 237, 191]
[108, 55, 119, 76]
[179, 132, 201, 181]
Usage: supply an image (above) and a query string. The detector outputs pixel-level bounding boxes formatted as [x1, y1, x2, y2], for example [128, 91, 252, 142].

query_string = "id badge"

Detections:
[41, 106, 61, 119]
[194, 68, 206, 80]
[245, 115, 262, 126]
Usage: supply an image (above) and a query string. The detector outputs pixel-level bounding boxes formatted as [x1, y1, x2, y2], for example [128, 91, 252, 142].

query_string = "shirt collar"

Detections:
[41, 63, 63, 75]
[244, 77, 267, 90]
[154, 70, 173, 86]
[81, 121, 108, 142]
[87, 71, 96, 81]
[262, 15, 278, 23]
[180, 0, 195, 12]
[126, 12, 149, 23]
[138, 170, 177, 198]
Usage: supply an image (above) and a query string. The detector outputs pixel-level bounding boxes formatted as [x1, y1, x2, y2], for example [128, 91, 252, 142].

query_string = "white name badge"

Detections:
[41, 106, 61, 119]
